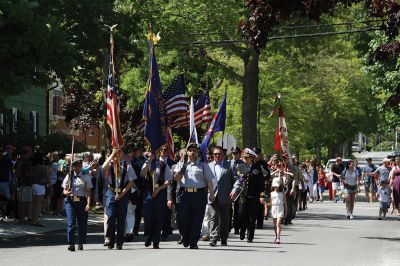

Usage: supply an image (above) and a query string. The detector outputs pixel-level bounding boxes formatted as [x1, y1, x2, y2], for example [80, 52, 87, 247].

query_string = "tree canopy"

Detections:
[2, 0, 400, 162]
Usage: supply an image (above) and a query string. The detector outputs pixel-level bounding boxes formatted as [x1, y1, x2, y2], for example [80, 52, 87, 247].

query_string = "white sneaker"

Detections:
[349, 215, 354, 220]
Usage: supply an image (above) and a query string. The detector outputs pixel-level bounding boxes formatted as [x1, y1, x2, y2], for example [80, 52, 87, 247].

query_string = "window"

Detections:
[52, 95, 65, 116]
[12, 107, 17, 132]
[0, 113, 3, 135]
[30, 111, 40, 137]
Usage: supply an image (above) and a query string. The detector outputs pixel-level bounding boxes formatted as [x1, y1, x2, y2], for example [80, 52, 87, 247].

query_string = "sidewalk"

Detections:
[0, 213, 103, 240]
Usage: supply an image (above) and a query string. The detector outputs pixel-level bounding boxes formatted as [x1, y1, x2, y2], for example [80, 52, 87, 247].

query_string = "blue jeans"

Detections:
[105, 190, 128, 245]
[64, 197, 88, 245]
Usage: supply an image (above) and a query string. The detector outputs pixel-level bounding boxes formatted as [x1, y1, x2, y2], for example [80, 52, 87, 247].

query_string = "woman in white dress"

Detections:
[270, 177, 287, 244]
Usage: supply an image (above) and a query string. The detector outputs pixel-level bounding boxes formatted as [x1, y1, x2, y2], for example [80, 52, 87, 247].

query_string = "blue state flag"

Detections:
[200, 92, 226, 160]
[143, 47, 167, 152]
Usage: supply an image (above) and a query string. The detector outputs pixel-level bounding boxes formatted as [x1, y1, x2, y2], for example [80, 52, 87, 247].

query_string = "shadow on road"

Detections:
[296, 212, 383, 221]
[0, 224, 104, 248]
[361, 236, 400, 242]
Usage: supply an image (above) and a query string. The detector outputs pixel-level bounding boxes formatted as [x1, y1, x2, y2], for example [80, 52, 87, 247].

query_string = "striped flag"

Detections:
[166, 125, 175, 160]
[171, 89, 212, 128]
[106, 53, 124, 148]
[163, 74, 187, 117]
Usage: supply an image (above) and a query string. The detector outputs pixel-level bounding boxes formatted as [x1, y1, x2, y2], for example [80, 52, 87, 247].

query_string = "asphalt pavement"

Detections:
[0, 197, 399, 266]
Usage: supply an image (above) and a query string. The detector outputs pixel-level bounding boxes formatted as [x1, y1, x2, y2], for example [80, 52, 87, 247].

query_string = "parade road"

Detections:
[1, 198, 399, 266]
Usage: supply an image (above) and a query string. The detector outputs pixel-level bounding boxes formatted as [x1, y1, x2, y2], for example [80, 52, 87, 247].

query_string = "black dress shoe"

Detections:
[183, 241, 190, 248]
[108, 243, 115, 249]
[209, 241, 216, 247]
[68, 244, 75, 251]
[189, 244, 198, 249]
[116, 244, 122, 250]
[221, 241, 227, 246]
[78, 244, 83, 250]
[247, 239, 253, 243]
[124, 233, 134, 242]
[145, 237, 152, 247]
[239, 232, 245, 240]
[153, 244, 159, 249]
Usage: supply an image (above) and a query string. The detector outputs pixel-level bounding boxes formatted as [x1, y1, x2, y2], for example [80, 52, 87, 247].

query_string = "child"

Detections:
[317, 165, 326, 202]
[270, 177, 287, 244]
[377, 181, 391, 220]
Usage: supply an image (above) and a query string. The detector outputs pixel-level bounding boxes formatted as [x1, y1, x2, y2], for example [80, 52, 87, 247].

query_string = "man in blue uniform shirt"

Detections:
[62, 158, 93, 251]
[173, 143, 215, 249]
[140, 145, 173, 249]
[102, 147, 137, 250]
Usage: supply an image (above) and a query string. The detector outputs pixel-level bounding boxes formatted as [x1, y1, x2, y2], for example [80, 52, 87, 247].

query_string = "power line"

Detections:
[168, 19, 385, 36]
[271, 19, 385, 31]
[156, 27, 383, 47]
[269, 27, 381, 40]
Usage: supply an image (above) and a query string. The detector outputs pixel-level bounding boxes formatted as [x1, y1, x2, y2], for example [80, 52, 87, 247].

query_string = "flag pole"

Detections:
[67, 135, 75, 190]
[107, 24, 123, 193]
[221, 86, 227, 150]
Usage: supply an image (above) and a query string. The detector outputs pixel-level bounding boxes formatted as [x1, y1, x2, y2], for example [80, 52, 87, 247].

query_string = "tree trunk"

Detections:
[242, 47, 259, 148]
[315, 142, 321, 165]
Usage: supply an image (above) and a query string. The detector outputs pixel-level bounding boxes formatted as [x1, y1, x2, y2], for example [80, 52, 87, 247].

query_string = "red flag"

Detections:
[274, 126, 280, 151]
[274, 108, 290, 158]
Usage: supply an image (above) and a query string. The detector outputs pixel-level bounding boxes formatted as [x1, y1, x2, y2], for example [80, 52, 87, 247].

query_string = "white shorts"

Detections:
[332, 182, 340, 191]
[32, 184, 46, 196]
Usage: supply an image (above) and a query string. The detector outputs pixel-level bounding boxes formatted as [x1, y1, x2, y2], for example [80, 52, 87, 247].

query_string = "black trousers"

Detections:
[161, 205, 172, 237]
[239, 197, 259, 241]
[143, 190, 167, 246]
[256, 201, 264, 227]
[285, 193, 296, 223]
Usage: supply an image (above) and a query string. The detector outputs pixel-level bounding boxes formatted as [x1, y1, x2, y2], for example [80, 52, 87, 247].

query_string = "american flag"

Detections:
[166, 125, 175, 160]
[106, 54, 124, 148]
[171, 89, 212, 128]
[163, 74, 187, 117]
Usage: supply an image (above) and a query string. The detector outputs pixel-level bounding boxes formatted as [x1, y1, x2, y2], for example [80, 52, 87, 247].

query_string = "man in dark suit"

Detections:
[208, 146, 237, 246]
[236, 148, 266, 243]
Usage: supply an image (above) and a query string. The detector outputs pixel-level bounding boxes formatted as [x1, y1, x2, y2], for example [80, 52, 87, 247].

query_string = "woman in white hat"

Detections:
[270, 177, 287, 244]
